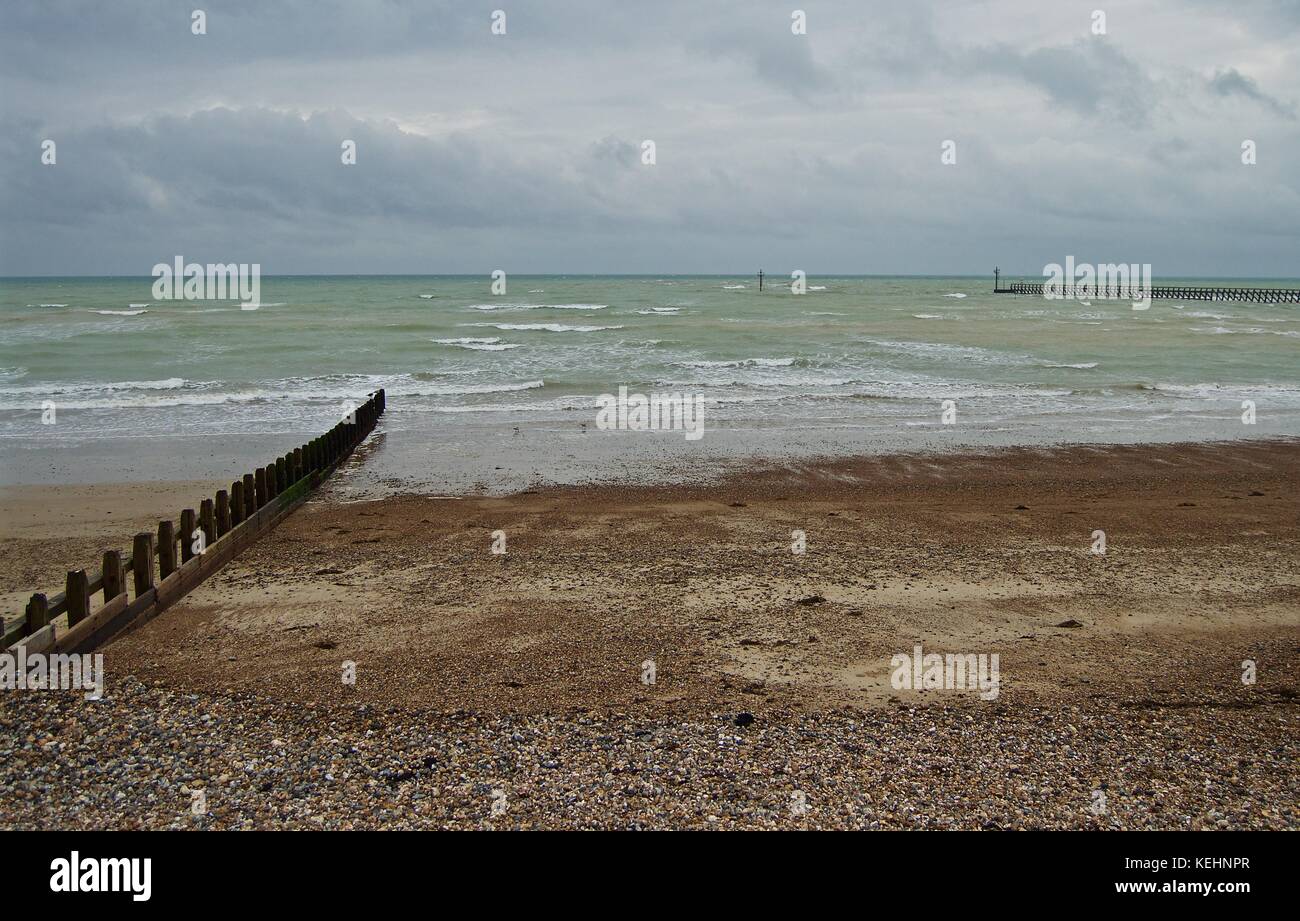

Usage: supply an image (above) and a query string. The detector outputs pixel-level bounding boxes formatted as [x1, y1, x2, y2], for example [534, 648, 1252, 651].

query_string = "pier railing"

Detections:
[994, 281, 1300, 303]
[2, 388, 386, 656]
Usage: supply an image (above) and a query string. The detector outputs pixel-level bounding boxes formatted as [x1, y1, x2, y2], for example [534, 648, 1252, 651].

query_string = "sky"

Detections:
[1, 0, 1297, 277]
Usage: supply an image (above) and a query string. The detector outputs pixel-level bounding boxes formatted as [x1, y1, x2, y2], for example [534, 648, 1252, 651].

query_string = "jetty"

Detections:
[2, 389, 386, 656]
[992, 267, 1300, 303]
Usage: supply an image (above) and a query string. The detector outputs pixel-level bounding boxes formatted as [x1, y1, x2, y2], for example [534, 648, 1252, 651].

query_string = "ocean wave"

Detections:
[1138, 381, 1300, 396]
[912, 314, 944, 320]
[464, 303, 607, 312]
[463, 322, 624, 333]
[943, 293, 968, 298]
[677, 357, 798, 369]
[721, 285, 746, 290]
[0, 377, 188, 396]
[1190, 325, 1298, 337]
[28, 303, 68, 308]
[637, 307, 680, 315]
[94, 309, 147, 316]
[0, 377, 547, 411]
[431, 337, 521, 351]
[866, 339, 1032, 366]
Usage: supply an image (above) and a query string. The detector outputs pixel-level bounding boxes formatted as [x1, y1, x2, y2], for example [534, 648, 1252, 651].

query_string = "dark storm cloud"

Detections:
[1, 0, 1298, 276]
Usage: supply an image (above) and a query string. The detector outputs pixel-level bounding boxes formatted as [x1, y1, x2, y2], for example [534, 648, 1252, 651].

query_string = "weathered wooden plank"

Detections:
[180, 508, 198, 563]
[49, 591, 128, 655]
[200, 498, 216, 548]
[66, 569, 90, 627]
[216, 488, 232, 537]
[132, 532, 155, 595]
[158, 519, 177, 579]
[26, 593, 49, 635]
[102, 550, 124, 603]
[230, 481, 245, 526]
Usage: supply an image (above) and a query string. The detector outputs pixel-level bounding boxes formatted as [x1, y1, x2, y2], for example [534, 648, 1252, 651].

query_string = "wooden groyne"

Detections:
[991, 269, 1300, 303]
[2, 389, 386, 656]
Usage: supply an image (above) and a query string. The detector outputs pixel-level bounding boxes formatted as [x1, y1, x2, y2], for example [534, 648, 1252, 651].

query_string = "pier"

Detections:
[992, 267, 1300, 303]
[2, 390, 386, 656]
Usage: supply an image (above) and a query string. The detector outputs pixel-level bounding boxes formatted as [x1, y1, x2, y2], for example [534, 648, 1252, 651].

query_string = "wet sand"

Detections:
[1, 439, 1297, 829]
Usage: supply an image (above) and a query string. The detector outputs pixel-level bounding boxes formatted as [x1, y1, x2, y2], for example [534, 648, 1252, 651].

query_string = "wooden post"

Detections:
[255, 468, 268, 506]
[132, 533, 155, 595]
[276, 457, 286, 492]
[180, 508, 198, 562]
[102, 550, 125, 602]
[26, 593, 49, 634]
[230, 481, 245, 525]
[158, 520, 178, 578]
[200, 498, 216, 547]
[266, 464, 278, 499]
[216, 489, 232, 536]
[244, 473, 257, 515]
[293, 447, 303, 481]
[67, 569, 90, 626]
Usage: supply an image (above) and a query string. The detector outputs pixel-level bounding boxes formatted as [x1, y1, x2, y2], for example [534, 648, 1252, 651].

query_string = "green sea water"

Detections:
[1, 274, 1297, 488]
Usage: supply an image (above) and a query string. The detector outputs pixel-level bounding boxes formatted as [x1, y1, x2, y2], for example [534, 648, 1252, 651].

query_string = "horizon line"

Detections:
[5, 271, 1300, 282]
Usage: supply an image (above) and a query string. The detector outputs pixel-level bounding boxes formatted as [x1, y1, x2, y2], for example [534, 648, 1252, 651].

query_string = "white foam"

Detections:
[464, 322, 624, 333]
[679, 357, 797, 369]
[94, 309, 147, 316]
[432, 337, 521, 351]
[943, 293, 967, 298]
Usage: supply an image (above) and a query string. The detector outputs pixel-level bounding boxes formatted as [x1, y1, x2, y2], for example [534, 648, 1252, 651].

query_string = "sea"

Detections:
[1, 275, 1297, 493]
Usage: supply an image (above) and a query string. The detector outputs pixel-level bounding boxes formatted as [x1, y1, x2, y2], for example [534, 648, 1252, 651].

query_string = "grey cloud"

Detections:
[962, 39, 1157, 121]
[1208, 68, 1296, 118]
[1, 1, 1299, 276]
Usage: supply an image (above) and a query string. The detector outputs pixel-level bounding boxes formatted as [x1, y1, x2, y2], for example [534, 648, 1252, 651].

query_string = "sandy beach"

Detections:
[1, 438, 1296, 829]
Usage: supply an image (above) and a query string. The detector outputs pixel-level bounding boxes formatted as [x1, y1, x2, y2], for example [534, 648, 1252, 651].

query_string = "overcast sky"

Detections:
[1, 0, 1297, 277]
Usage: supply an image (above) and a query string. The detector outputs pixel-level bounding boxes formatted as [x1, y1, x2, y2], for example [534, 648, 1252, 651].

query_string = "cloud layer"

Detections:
[1, 0, 1297, 276]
